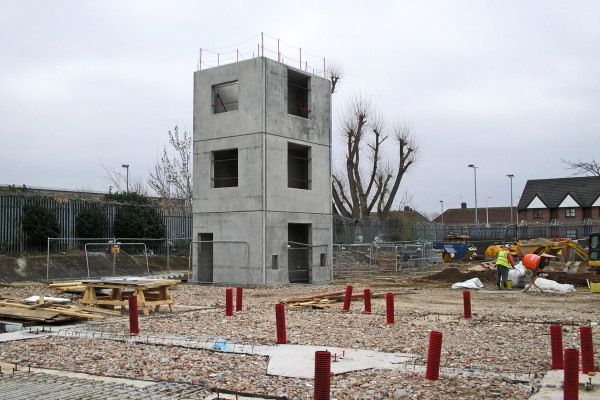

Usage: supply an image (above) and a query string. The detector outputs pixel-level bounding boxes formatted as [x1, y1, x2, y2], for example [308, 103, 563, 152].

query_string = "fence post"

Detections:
[46, 237, 50, 281]
[394, 245, 398, 279]
[112, 237, 117, 276]
[369, 244, 372, 277]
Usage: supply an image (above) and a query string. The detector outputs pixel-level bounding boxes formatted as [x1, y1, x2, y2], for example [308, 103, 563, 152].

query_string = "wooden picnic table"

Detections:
[79, 279, 178, 316]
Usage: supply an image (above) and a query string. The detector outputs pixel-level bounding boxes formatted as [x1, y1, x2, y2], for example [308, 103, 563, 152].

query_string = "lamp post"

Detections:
[486, 195, 491, 227]
[122, 164, 130, 194]
[439, 200, 444, 240]
[467, 164, 478, 227]
[507, 174, 514, 225]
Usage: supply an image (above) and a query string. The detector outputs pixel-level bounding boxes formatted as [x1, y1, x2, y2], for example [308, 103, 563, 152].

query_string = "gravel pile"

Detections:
[1, 280, 599, 399]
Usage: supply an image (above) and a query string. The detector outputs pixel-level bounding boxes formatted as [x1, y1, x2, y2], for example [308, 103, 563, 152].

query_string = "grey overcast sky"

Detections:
[1, 0, 598, 216]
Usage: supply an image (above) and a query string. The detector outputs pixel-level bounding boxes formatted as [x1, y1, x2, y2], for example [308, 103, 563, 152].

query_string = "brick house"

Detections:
[517, 176, 600, 223]
[432, 203, 516, 225]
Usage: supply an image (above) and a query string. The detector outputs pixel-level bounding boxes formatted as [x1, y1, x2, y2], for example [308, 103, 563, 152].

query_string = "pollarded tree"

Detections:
[332, 95, 419, 220]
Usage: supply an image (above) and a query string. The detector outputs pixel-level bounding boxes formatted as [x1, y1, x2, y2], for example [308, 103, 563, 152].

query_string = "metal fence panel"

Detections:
[0, 194, 192, 253]
[333, 242, 443, 280]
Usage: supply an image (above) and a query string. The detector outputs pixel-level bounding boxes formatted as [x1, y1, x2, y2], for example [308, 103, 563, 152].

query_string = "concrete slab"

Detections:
[0, 329, 54, 342]
[530, 369, 599, 399]
[479, 289, 524, 294]
[254, 344, 417, 379]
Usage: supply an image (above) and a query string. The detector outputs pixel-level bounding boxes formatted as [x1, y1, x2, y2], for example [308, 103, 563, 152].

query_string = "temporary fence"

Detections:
[46, 237, 191, 281]
[0, 193, 192, 253]
[333, 216, 416, 244]
[333, 242, 443, 280]
[286, 242, 331, 284]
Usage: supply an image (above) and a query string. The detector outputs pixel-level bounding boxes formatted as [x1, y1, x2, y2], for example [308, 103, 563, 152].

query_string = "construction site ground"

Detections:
[0, 261, 599, 399]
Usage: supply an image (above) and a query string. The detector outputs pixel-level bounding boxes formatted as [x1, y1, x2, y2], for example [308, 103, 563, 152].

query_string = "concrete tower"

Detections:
[192, 57, 332, 285]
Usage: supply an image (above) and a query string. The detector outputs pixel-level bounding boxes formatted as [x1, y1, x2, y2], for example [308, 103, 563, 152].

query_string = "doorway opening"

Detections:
[288, 223, 310, 283]
[198, 233, 213, 283]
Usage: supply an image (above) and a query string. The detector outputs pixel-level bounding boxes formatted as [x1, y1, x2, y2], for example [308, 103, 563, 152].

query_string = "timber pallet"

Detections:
[0, 294, 110, 323]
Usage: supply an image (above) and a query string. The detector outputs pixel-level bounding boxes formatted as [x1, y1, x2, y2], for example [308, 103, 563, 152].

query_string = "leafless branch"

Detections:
[561, 158, 600, 176]
[327, 60, 343, 94]
[147, 126, 193, 206]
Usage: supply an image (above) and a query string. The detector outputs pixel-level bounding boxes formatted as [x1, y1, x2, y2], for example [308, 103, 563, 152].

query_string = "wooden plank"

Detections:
[49, 281, 83, 288]
[0, 307, 61, 320]
[286, 290, 345, 303]
[80, 306, 123, 316]
[44, 308, 105, 320]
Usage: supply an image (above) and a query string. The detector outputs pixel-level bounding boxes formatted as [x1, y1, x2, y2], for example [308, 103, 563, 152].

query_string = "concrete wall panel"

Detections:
[194, 58, 265, 140]
[193, 134, 264, 213]
[265, 135, 330, 214]
[192, 211, 264, 285]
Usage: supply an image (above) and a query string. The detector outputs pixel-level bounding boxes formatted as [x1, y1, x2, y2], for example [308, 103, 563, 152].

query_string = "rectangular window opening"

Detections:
[212, 81, 239, 114]
[288, 143, 311, 190]
[532, 209, 543, 219]
[272, 255, 279, 270]
[566, 229, 577, 238]
[212, 149, 238, 188]
[565, 208, 575, 218]
[287, 70, 309, 118]
[320, 253, 326, 267]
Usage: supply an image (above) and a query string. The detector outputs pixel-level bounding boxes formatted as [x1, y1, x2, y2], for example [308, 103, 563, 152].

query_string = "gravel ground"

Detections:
[1, 272, 599, 399]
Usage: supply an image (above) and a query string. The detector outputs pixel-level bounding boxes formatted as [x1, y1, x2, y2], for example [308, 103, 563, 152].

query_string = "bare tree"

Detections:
[332, 95, 419, 220]
[327, 60, 343, 94]
[561, 158, 600, 176]
[101, 164, 149, 195]
[148, 126, 193, 206]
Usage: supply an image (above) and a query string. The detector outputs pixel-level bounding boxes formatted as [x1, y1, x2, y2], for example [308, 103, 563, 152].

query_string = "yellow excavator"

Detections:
[485, 233, 600, 274]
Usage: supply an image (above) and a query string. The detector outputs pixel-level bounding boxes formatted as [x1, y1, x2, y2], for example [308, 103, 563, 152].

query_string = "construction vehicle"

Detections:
[485, 241, 524, 259]
[587, 232, 600, 274]
[485, 233, 600, 274]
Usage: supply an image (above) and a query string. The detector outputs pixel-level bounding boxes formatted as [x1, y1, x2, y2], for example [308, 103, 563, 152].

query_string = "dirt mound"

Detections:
[423, 267, 496, 283]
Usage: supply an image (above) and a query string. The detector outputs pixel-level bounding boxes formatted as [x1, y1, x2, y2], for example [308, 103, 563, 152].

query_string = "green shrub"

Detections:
[76, 207, 108, 239]
[22, 203, 60, 246]
[104, 192, 151, 205]
[109, 192, 165, 246]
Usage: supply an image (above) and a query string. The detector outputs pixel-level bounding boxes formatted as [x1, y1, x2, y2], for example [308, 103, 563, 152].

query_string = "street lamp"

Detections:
[467, 164, 478, 226]
[486, 195, 491, 227]
[507, 174, 514, 225]
[122, 164, 130, 194]
[439, 200, 444, 240]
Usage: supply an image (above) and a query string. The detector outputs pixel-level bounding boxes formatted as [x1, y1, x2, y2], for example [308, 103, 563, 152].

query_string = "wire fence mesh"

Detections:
[333, 242, 444, 280]
[46, 237, 191, 281]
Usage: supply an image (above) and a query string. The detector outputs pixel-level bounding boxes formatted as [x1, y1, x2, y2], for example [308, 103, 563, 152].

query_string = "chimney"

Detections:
[404, 206, 410, 211]
[461, 202, 467, 209]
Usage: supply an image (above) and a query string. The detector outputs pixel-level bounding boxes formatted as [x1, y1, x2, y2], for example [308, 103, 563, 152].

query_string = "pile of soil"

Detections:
[423, 267, 496, 283]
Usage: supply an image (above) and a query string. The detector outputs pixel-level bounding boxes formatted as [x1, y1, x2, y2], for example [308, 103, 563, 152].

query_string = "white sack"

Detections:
[452, 277, 484, 290]
[508, 263, 525, 283]
[526, 278, 575, 293]
[25, 295, 71, 304]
